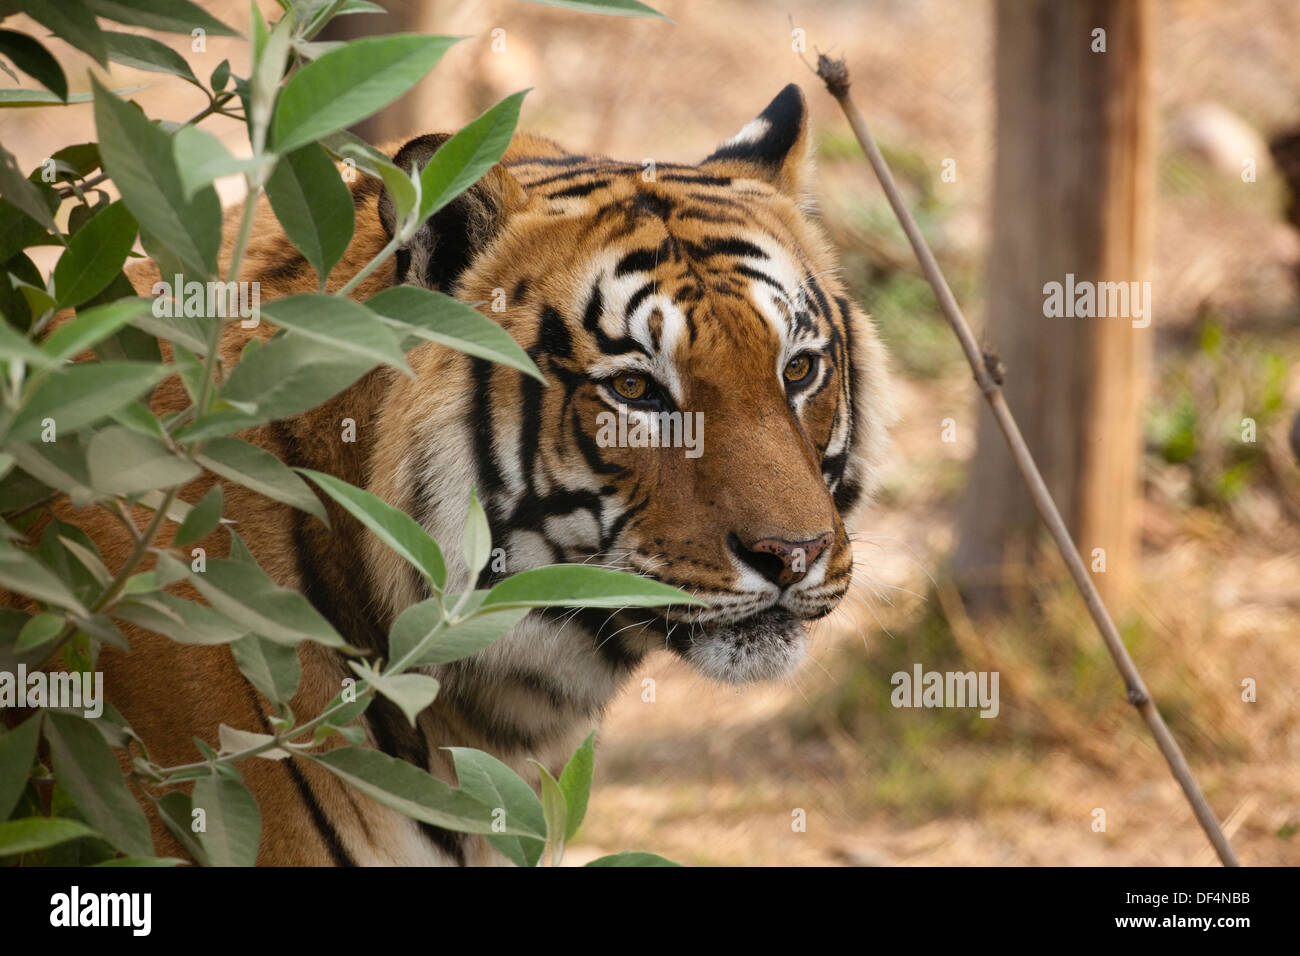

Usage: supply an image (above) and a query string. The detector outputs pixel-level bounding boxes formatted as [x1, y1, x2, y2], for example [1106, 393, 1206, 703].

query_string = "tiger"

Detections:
[13, 83, 894, 865]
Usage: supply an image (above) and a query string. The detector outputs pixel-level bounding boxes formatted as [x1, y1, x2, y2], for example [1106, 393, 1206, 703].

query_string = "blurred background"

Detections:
[3, 0, 1297, 864]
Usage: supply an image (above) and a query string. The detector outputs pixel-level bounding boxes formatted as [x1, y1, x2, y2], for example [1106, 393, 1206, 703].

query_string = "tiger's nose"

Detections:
[730, 532, 834, 588]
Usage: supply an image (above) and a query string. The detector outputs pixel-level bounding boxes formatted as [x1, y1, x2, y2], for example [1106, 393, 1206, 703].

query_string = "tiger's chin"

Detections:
[677, 607, 808, 685]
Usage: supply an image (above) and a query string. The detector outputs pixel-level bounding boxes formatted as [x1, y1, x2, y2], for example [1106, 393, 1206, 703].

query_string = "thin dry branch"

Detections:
[813, 53, 1239, 867]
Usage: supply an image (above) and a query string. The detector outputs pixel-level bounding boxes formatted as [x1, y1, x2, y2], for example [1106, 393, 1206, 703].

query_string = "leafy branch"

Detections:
[1, 0, 681, 868]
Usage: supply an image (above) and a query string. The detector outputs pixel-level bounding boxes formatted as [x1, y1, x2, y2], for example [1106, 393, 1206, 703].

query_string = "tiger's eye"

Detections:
[612, 373, 648, 401]
[784, 354, 813, 383]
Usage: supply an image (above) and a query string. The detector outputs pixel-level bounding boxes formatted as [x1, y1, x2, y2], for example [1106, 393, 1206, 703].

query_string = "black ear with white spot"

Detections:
[378, 133, 526, 292]
[701, 83, 809, 194]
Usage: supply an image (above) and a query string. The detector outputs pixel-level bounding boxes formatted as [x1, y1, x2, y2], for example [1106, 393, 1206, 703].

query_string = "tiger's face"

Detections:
[372, 85, 893, 690]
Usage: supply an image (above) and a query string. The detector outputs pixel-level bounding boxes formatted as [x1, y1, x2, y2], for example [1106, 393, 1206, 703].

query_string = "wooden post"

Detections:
[953, 0, 1155, 611]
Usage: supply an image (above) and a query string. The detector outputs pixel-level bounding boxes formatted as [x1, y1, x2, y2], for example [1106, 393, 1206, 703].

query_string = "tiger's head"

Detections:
[368, 84, 893, 692]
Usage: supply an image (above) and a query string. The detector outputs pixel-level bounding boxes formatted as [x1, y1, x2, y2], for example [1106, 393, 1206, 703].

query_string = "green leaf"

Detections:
[372, 153, 419, 223]
[39, 520, 107, 602]
[166, 344, 203, 408]
[49, 142, 103, 180]
[447, 746, 546, 867]
[262, 294, 409, 372]
[250, 3, 293, 131]
[129, 311, 210, 356]
[356, 666, 439, 726]
[57, 531, 111, 588]
[16, 279, 57, 316]
[433, 607, 531, 664]
[152, 552, 191, 589]
[84, 0, 239, 37]
[300, 0, 387, 38]
[120, 571, 159, 596]
[0, 29, 68, 101]
[137, 490, 197, 530]
[14, 610, 64, 653]
[22, 0, 109, 67]
[86, 701, 137, 749]
[0, 714, 41, 820]
[265, 143, 355, 286]
[319, 128, 398, 182]
[366, 285, 545, 382]
[0, 88, 140, 107]
[317, 683, 372, 732]
[172, 124, 268, 200]
[0, 817, 100, 857]
[103, 29, 200, 84]
[87, 427, 200, 496]
[217, 723, 288, 760]
[67, 194, 109, 235]
[174, 483, 223, 546]
[463, 487, 491, 582]
[92, 75, 221, 278]
[271, 34, 459, 154]
[225, 527, 256, 565]
[51, 202, 139, 310]
[249, 0, 270, 61]
[210, 59, 230, 92]
[0, 143, 59, 234]
[41, 298, 150, 361]
[0, 202, 55, 273]
[0, 541, 89, 614]
[387, 598, 441, 665]
[6, 361, 169, 442]
[196, 437, 327, 524]
[115, 592, 247, 645]
[298, 469, 446, 592]
[89, 299, 156, 366]
[43, 711, 154, 858]
[152, 791, 207, 863]
[0, 320, 53, 367]
[2, 277, 42, 341]
[310, 746, 533, 836]
[216, 331, 380, 426]
[417, 90, 526, 220]
[522, 0, 666, 17]
[191, 772, 261, 867]
[585, 851, 681, 866]
[558, 730, 595, 841]
[389, 598, 528, 667]
[481, 564, 703, 611]
[231, 635, 301, 704]
[534, 761, 567, 865]
[184, 557, 348, 648]
[4, 438, 96, 507]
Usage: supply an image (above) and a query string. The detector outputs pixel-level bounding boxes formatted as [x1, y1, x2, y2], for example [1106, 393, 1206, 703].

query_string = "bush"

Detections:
[0, 0, 680, 867]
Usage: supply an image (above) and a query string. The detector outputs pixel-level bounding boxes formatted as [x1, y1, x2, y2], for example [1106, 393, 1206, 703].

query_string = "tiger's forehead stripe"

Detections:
[573, 221, 821, 362]
[592, 262, 689, 402]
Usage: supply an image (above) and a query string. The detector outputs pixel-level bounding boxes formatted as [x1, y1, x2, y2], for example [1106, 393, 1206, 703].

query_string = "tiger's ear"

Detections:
[378, 133, 527, 292]
[700, 83, 809, 195]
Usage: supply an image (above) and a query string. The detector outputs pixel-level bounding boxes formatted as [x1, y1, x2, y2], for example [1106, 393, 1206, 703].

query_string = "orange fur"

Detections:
[3, 88, 894, 865]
